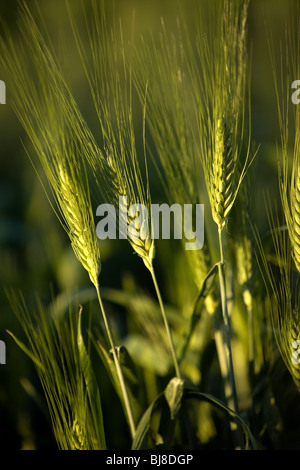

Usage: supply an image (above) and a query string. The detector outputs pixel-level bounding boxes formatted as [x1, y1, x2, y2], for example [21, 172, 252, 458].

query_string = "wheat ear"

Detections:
[272, 272, 300, 392]
[212, 114, 243, 426]
[211, 117, 236, 229]
[0, 6, 137, 440]
[288, 310, 300, 391]
[58, 163, 101, 287]
[107, 152, 181, 377]
[106, 154, 155, 271]
[281, 133, 300, 274]
[189, 1, 252, 445]
[68, 0, 181, 383]
[271, 1, 300, 274]
[290, 160, 300, 272]
[270, 283, 300, 392]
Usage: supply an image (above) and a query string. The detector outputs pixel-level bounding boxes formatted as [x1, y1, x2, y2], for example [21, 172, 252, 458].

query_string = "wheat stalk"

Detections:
[132, 2, 251, 427]
[264, 1, 300, 395]
[193, 0, 252, 234]
[229, 171, 258, 405]
[0, 4, 138, 440]
[0, 6, 102, 288]
[131, 17, 199, 208]
[6, 291, 105, 449]
[68, 0, 155, 271]
[269, 278, 300, 393]
[277, 79, 300, 274]
[270, 1, 300, 274]
[188, 2, 253, 444]
[68, 0, 181, 381]
[273, 261, 300, 392]
[281, 131, 300, 273]
[288, 10, 300, 273]
[255, 196, 300, 394]
[131, 13, 228, 387]
[106, 153, 155, 271]
[288, 310, 300, 390]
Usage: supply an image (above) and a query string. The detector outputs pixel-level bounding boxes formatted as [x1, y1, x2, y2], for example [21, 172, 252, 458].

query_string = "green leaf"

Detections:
[180, 263, 218, 361]
[115, 346, 144, 421]
[95, 341, 143, 425]
[6, 330, 46, 373]
[124, 335, 170, 376]
[96, 340, 119, 389]
[132, 376, 185, 450]
[115, 346, 139, 387]
[77, 307, 106, 449]
[164, 377, 184, 420]
[184, 390, 258, 450]
[131, 392, 164, 450]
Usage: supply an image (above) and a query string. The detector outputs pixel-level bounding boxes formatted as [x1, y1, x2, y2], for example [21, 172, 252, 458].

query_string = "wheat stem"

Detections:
[149, 265, 181, 380]
[247, 299, 255, 392]
[95, 283, 136, 440]
[217, 228, 239, 412]
[217, 227, 244, 448]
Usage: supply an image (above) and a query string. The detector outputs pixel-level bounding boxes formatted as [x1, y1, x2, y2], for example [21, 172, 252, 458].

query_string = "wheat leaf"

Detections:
[6, 330, 46, 373]
[77, 307, 106, 449]
[180, 263, 219, 361]
[164, 377, 184, 421]
[184, 390, 258, 450]
[131, 392, 165, 450]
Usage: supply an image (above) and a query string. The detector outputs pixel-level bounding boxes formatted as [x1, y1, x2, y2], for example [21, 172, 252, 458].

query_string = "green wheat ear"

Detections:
[292, 164, 300, 271]
[5, 291, 106, 449]
[255, 202, 300, 393]
[1, 5, 138, 437]
[106, 152, 155, 271]
[281, 141, 300, 273]
[68, 0, 182, 379]
[273, 291, 300, 393]
[0, 3, 105, 287]
[290, 157, 300, 272]
[267, 0, 300, 389]
[278, 89, 300, 274]
[212, 116, 235, 229]
[270, 1, 300, 274]
[68, 0, 155, 272]
[189, 0, 253, 232]
[58, 162, 101, 287]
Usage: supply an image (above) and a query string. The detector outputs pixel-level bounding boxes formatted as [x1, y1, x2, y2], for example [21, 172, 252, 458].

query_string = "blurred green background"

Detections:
[0, 0, 296, 449]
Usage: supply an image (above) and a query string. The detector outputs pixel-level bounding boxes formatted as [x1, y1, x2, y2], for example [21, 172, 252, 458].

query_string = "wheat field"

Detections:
[0, 0, 300, 451]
